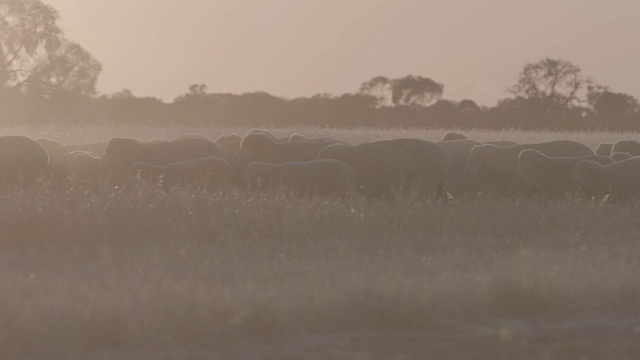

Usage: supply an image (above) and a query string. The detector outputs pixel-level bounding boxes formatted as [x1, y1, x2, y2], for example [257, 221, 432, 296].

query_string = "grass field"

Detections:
[1, 125, 640, 359]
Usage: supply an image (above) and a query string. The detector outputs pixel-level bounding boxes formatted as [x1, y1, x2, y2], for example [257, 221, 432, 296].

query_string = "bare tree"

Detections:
[509, 58, 592, 110]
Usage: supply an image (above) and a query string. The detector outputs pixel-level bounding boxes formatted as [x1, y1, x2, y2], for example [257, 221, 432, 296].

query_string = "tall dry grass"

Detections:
[1, 126, 639, 359]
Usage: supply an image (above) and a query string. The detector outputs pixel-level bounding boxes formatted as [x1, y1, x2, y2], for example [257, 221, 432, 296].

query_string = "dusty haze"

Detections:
[49, 0, 640, 104]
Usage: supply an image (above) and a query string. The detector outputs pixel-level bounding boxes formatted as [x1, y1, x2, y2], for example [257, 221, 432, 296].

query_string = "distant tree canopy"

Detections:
[0, 0, 102, 97]
[587, 88, 640, 128]
[1, 0, 639, 132]
[359, 75, 444, 108]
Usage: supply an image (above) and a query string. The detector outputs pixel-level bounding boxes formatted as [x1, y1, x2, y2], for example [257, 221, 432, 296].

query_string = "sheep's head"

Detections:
[102, 138, 147, 181]
[215, 134, 242, 155]
[234, 133, 275, 167]
[288, 134, 308, 142]
[442, 132, 466, 141]
[36, 138, 66, 154]
[611, 152, 632, 161]
[612, 140, 640, 156]
[466, 144, 501, 182]
[70, 152, 102, 179]
[517, 149, 547, 178]
[247, 129, 277, 142]
[572, 160, 604, 194]
[595, 143, 613, 157]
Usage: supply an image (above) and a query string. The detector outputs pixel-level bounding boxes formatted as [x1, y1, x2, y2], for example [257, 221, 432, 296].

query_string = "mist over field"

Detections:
[2, 1, 640, 359]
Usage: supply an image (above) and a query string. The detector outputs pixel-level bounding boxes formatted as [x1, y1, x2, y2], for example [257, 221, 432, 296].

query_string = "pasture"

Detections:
[1, 125, 640, 359]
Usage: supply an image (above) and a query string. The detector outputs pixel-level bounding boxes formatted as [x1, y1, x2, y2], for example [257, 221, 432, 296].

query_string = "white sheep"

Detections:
[128, 157, 236, 189]
[0, 136, 49, 188]
[436, 139, 481, 196]
[517, 149, 613, 197]
[612, 140, 640, 156]
[70, 152, 102, 182]
[234, 133, 329, 171]
[318, 138, 451, 197]
[36, 138, 66, 155]
[466, 140, 594, 196]
[572, 157, 640, 201]
[246, 129, 278, 142]
[286, 134, 346, 146]
[596, 143, 613, 157]
[435, 139, 518, 196]
[442, 132, 467, 141]
[246, 159, 354, 196]
[63, 142, 108, 157]
[102, 137, 226, 184]
[611, 152, 633, 161]
[287, 133, 309, 142]
[215, 133, 242, 157]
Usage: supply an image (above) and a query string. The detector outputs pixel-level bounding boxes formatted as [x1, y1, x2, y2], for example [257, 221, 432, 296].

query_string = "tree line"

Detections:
[2, 0, 639, 130]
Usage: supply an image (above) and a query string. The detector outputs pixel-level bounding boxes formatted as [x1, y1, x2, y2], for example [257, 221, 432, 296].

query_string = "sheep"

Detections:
[299, 138, 347, 146]
[128, 157, 236, 189]
[47, 152, 76, 180]
[435, 139, 518, 197]
[215, 133, 242, 156]
[36, 138, 67, 155]
[246, 129, 278, 142]
[466, 140, 594, 196]
[70, 152, 103, 181]
[288, 134, 309, 142]
[45, 151, 100, 181]
[286, 134, 346, 146]
[612, 140, 640, 156]
[442, 132, 467, 141]
[611, 152, 633, 161]
[102, 137, 227, 184]
[596, 143, 613, 157]
[318, 138, 451, 197]
[246, 159, 355, 196]
[233, 133, 328, 171]
[487, 141, 518, 148]
[0, 136, 49, 188]
[572, 157, 640, 201]
[436, 139, 481, 196]
[36, 138, 107, 157]
[517, 149, 613, 197]
[64, 142, 108, 157]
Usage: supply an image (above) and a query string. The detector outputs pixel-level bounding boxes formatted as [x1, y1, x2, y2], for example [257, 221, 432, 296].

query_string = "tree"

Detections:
[108, 89, 135, 100]
[359, 76, 391, 107]
[509, 58, 592, 111]
[588, 88, 639, 128]
[0, 0, 101, 97]
[174, 84, 208, 103]
[359, 75, 444, 108]
[390, 75, 443, 107]
[458, 99, 480, 112]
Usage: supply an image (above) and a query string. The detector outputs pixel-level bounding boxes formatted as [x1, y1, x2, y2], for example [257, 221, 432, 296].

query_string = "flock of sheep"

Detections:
[1, 129, 640, 201]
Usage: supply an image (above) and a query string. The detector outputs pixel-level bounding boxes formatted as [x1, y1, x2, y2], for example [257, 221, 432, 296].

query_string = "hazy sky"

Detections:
[49, 0, 640, 105]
